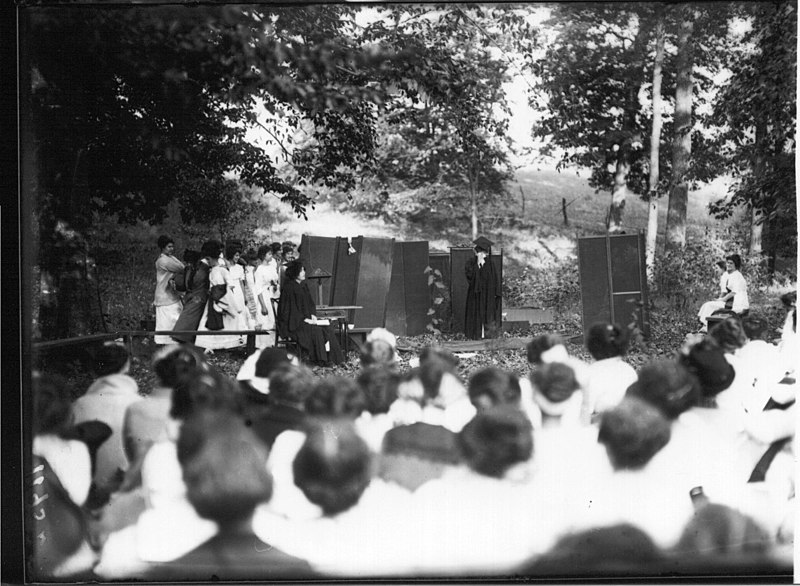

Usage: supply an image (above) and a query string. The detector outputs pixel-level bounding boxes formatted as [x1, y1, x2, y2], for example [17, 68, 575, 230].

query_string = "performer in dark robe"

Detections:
[464, 236, 502, 340]
[171, 240, 223, 344]
[277, 260, 344, 366]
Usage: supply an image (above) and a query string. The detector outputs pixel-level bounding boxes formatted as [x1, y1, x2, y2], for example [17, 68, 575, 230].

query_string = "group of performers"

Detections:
[153, 236, 343, 365]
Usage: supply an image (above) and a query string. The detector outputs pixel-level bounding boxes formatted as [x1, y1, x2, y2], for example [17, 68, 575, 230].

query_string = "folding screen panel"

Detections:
[385, 244, 407, 336]
[352, 237, 395, 330]
[401, 241, 431, 336]
[577, 232, 649, 338]
[330, 237, 362, 307]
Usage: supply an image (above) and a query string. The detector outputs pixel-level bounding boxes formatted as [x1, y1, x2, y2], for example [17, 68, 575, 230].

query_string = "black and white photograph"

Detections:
[12, 0, 798, 582]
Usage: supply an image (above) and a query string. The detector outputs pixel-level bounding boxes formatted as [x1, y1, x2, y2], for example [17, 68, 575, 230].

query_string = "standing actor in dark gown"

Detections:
[464, 236, 502, 340]
[171, 240, 223, 344]
[277, 260, 344, 365]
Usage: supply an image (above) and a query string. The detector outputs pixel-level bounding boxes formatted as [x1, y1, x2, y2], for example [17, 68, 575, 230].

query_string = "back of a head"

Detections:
[200, 239, 223, 259]
[467, 367, 521, 410]
[708, 316, 747, 353]
[356, 365, 400, 415]
[170, 367, 240, 421]
[305, 376, 366, 419]
[678, 337, 735, 400]
[33, 372, 75, 437]
[586, 322, 630, 360]
[675, 503, 772, 567]
[268, 363, 315, 408]
[153, 344, 208, 389]
[626, 359, 700, 421]
[526, 333, 565, 365]
[598, 397, 671, 471]
[741, 315, 769, 341]
[530, 362, 579, 415]
[93, 342, 130, 377]
[524, 523, 664, 576]
[359, 339, 396, 368]
[418, 347, 459, 401]
[458, 405, 533, 478]
[178, 410, 272, 525]
[293, 420, 371, 516]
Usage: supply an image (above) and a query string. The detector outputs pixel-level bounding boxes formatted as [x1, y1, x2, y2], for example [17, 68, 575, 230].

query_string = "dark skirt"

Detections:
[294, 322, 344, 366]
[171, 294, 207, 343]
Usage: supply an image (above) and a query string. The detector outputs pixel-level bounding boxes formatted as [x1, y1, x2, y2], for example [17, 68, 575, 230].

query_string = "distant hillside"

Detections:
[264, 165, 746, 276]
[510, 166, 738, 238]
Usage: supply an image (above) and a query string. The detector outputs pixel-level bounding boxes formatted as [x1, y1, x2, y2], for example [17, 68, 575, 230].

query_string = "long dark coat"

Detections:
[171, 261, 211, 343]
[277, 279, 344, 365]
[464, 256, 502, 340]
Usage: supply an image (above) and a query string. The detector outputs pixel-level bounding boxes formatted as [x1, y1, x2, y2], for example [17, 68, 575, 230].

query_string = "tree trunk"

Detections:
[608, 21, 648, 234]
[748, 119, 767, 256]
[645, 9, 666, 277]
[608, 156, 629, 233]
[665, 7, 697, 250]
[749, 206, 764, 255]
[469, 172, 478, 240]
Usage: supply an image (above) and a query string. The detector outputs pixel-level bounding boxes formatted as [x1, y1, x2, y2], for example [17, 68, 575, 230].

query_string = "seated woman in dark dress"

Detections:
[276, 260, 344, 366]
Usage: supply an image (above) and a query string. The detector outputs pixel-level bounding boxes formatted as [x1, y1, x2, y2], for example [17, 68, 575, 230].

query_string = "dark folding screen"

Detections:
[300, 235, 338, 305]
[577, 232, 650, 338]
[450, 247, 503, 336]
[352, 237, 395, 330]
[401, 241, 431, 336]
[385, 244, 407, 335]
[330, 237, 362, 307]
[386, 241, 431, 336]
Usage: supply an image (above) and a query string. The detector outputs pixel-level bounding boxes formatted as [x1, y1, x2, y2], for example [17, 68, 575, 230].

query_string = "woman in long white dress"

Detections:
[698, 254, 749, 332]
[195, 247, 246, 352]
[252, 244, 280, 348]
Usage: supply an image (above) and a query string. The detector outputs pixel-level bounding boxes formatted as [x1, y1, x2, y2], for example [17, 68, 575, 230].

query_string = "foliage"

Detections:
[425, 265, 449, 335]
[503, 258, 581, 314]
[703, 1, 797, 257]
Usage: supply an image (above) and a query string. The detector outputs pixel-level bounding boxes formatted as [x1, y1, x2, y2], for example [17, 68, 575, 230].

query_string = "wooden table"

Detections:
[316, 305, 363, 350]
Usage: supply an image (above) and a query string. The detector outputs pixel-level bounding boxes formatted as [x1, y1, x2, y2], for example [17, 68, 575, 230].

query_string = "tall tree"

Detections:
[646, 7, 667, 274]
[532, 4, 663, 233]
[705, 1, 797, 267]
[664, 6, 699, 250]
[23, 4, 527, 338]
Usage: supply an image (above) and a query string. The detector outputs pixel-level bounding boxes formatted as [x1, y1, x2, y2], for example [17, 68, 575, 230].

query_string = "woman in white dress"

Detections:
[195, 246, 246, 352]
[252, 244, 280, 348]
[698, 254, 749, 332]
[153, 235, 185, 345]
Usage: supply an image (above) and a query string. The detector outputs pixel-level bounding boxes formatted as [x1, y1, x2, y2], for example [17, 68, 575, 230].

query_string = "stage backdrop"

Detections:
[577, 232, 650, 339]
[449, 247, 503, 336]
[300, 235, 429, 335]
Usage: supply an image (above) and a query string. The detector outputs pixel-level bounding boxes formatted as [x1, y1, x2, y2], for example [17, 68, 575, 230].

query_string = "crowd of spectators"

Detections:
[27, 291, 796, 580]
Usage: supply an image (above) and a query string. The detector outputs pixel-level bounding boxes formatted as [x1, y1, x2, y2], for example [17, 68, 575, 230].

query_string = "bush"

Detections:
[503, 258, 581, 314]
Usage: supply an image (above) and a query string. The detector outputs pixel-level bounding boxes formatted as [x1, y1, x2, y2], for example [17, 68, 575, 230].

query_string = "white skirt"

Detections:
[154, 302, 182, 345]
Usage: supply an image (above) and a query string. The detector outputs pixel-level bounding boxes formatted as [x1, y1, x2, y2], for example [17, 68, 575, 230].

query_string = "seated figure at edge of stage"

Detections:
[276, 259, 344, 366]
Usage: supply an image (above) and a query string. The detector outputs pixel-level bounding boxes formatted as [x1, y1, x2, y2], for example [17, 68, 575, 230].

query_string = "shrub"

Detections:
[503, 258, 581, 314]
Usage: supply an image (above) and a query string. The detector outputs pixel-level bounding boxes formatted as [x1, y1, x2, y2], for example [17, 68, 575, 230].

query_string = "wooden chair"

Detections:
[271, 298, 300, 355]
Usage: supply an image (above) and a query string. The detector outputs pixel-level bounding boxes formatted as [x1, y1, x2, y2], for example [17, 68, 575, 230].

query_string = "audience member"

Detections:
[582, 322, 637, 423]
[72, 342, 140, 496]
[467, 367, 522, 410]
[30, 373, 97, 579]
[147, 410, 313, 580]
[355, 365, 401, 453]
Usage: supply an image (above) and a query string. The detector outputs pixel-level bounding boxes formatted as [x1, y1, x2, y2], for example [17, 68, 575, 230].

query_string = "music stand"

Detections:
[307, 267, 332, 308]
